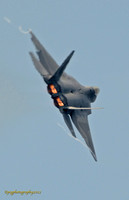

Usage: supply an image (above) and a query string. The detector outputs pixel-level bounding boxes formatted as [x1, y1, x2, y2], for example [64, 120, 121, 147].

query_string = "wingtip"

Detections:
[94, 156, 97, 162]
[29, 30, 33, 37]
[29, 31, 37, 41]
[91, 151, 97, 162]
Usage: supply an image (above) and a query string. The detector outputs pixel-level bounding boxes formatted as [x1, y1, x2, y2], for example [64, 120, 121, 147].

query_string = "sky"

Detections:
[0, 0, 129, 199]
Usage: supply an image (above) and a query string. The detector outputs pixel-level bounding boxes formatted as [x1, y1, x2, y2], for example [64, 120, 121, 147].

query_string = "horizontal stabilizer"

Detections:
[62, 113, 76, 138]
[49, 51, 75, 83]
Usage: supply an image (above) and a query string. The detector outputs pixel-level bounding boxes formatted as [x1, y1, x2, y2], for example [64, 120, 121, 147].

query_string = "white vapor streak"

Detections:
[19, 26, 32, 34]
[57, 123, 87, 148]
[4, 17, 11, 24]
[3, 16, 32, 35]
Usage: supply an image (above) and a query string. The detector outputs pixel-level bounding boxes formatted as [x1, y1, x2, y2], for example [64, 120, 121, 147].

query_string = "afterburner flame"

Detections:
[55, 97, 64, 107]
[47, 84, 57, 94]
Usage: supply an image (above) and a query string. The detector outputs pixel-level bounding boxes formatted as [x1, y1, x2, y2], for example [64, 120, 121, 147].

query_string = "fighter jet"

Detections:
[29, 31, 100, 161]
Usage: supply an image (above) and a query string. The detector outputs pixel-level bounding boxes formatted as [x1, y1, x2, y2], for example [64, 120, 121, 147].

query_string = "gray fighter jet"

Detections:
[29, 31, 100, 161]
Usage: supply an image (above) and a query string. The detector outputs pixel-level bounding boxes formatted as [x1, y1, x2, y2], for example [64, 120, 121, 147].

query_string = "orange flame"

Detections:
[49, 84, 57, 94]
[56, 97, 64, 107]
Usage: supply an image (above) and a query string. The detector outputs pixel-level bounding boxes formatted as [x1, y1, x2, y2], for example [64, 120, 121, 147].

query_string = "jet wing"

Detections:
[29, 52, 51, 83]
[70, 110, 97, 161]
[30, 31, 59, 76]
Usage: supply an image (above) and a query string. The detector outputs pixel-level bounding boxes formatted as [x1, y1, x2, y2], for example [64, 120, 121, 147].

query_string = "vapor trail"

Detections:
[19, 26, 31, 34]
[57, 122, 87, 148]
[3, 16, 31, 35]
[4, 17, 11, 24]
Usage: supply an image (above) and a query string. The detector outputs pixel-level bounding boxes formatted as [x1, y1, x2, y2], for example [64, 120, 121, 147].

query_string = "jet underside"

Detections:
[29, 31, 100, 161]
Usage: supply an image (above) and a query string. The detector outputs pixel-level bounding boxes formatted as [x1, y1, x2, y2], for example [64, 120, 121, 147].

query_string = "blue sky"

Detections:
[0, 0, 129, 200]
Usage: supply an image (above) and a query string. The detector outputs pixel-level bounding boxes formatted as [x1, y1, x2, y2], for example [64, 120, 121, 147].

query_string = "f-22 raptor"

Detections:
[29, 31, 100, 161]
